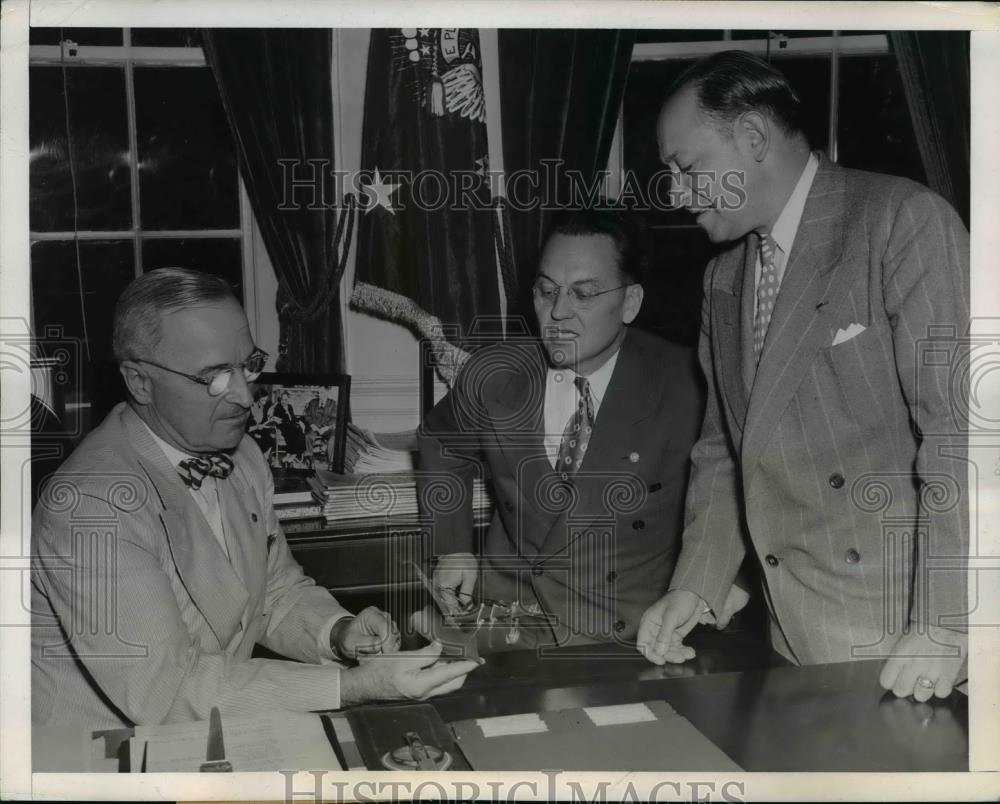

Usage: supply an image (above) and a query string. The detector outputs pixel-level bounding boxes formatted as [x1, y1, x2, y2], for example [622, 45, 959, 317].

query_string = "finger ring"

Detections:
[916, 677, 935, 689]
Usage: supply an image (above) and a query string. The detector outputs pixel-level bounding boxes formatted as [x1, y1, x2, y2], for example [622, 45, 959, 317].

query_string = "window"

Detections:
[611, 31, 926, 346]
[29, 28, 249, 433]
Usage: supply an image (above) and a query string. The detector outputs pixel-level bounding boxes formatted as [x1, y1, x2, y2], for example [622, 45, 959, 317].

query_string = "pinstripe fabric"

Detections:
[670, 156, 969, 665]
[32, 403, 351, 730]
[418, 329, 704, 647]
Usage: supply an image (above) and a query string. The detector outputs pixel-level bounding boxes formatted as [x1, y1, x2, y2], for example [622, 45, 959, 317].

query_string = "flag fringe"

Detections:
[350, 281, 471, 386]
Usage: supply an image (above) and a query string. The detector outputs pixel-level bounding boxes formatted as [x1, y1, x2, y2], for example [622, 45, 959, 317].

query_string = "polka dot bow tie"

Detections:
[177, 454, 234, 489]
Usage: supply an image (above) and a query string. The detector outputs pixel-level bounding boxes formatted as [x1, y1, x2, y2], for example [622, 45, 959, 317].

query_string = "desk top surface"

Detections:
[430, 628, 968, 772]
[55, 628, 967, 773]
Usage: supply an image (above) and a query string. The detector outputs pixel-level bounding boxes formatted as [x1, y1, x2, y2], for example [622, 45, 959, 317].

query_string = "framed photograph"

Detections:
[248, 373, 351, 475]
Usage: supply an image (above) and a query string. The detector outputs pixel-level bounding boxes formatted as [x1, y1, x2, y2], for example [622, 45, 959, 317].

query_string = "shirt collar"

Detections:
[550, 345, 621, 407]
[769, 152, 819, 256]
[137, 416, 199, 469]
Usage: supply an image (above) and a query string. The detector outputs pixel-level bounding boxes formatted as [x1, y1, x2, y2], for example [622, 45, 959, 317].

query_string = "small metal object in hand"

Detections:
[200, 706, 233, 772]
[916, 677, 936, 689]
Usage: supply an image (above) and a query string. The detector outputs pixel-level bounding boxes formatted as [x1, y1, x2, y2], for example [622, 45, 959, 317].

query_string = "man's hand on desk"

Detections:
[879, 625, 968, 702]
[636, 584, 748, 664]
[338, 641, 480, 707]
[434, 552, 478, 614]
[636, 590, 703, 664]
[331, 607, 401, 661]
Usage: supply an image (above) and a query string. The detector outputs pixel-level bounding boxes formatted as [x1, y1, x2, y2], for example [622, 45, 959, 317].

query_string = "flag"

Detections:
[353, 28, 502, 369]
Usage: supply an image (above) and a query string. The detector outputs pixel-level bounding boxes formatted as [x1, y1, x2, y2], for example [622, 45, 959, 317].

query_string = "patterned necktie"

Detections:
[177, 454, 234, 490]
[753, 232, 780, 364]
[556, 377, 595, 475]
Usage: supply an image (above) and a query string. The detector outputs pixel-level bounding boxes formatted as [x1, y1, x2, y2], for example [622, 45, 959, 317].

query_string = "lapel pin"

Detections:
[628, 452, 640, 464]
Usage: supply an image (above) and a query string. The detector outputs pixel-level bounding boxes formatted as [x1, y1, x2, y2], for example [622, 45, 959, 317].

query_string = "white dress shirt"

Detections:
[144, 423, 230, 559]
[543, 348, 620, 468]
[753, 152, 820, 317]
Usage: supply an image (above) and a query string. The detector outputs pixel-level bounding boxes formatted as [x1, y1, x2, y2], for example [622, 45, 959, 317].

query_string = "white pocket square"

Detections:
[832, 323, 866, 346]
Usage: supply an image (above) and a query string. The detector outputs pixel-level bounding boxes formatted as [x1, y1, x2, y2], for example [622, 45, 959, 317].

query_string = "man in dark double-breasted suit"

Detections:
[418, 210, 711, 649]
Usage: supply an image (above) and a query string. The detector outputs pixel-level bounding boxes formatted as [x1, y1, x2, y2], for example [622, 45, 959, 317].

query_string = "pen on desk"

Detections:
[200, 706, 233, 772]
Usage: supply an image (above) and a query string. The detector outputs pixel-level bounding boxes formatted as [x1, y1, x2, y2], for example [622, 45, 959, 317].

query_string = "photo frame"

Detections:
[249, 373, 351, 475]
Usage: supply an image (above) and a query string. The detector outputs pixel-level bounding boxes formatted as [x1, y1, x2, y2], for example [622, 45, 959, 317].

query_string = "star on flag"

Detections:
[361, 168, 401, 214]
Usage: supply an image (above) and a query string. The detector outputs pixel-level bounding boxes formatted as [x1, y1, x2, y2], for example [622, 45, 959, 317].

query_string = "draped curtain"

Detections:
[889, 31, 970, 228]
[202, 29, 353, 374]
[498, 29, 636, 325]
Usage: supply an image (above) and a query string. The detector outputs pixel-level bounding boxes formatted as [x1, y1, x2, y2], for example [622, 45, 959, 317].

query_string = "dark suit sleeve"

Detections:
[668, 262, 748, 616]
[417, 361, 486, 557]
[882, 189, 969, 632]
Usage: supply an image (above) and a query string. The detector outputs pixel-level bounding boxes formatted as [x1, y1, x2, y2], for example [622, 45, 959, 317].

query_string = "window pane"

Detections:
[134, 67, 239, 230]
[837, 55, 926, 183]
[31, 239, 135, 431]
[30, 66, 132, 231]
[130, 28, 203, 48]
[622, 59, 695, 228]
[29, 27, 123, 46]
[771, 56, 831, 153]
[141, 238, 243, 299]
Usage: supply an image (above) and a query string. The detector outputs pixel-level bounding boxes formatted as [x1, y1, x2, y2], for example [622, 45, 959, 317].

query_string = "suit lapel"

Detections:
[741, 157, 858, 485]
[122, 407, 249, 649]
[218, 466, 265, 625]
[710, 240, 754, 435]
[483, 344, 551, 554]
[538, 330, 658, 556]
[578, 329, 659, 476]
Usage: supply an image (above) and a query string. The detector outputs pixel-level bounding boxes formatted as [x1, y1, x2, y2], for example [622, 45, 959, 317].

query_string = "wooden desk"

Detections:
[429, 628, 968, 772]
[283, 517, 966, 772]
[70, 627, 966, 773]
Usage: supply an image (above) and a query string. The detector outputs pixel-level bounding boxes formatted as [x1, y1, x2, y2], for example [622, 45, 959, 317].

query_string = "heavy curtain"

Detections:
[202, 29, 353, 373]
[890, 31, 970, 228]
[498, 29, 636, 325]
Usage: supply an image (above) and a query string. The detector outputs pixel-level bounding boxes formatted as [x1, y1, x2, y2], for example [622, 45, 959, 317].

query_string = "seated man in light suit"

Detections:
[416, 210, 737, 650]
[31, 268, 478, 731]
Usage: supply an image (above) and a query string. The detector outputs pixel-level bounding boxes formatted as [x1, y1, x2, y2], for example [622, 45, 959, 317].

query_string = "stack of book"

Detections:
[343, 424, 416, 474]
[308, 468, 492, 527]
[274, 428, 494, 527]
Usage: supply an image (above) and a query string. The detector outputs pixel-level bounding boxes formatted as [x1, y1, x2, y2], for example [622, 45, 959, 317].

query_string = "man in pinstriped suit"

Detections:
[31, 269, 477, 735]
[636, 51, 969, 702]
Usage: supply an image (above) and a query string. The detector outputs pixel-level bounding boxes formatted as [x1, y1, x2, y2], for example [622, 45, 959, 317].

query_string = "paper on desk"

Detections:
[131, 710, 342, 772]
[584, 702, 658, 726]
[475, 712, 548, 737]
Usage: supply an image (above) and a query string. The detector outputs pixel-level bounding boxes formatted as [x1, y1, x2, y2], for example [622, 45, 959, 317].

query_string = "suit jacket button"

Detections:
[613, 620, 626, 633]
[251, 512, 259, 522]
[632, 520, 645, 531]
[765, 554, 779, 567]
[845, 548, 861, 564]
[504, 501, 514, 512]
[606, 571, 618, 583]
[531, 566, 544, 577]
[829, 473, 845, 489]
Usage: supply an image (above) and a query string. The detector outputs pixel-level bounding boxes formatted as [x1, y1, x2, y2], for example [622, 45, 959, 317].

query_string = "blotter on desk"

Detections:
[451, 700, 743, 772]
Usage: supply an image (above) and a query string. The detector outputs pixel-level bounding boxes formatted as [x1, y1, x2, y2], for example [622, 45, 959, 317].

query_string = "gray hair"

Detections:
[112, 268, 237, 362]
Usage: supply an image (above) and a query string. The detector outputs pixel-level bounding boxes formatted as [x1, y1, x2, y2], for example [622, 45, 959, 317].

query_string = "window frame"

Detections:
[606, 32, 892, 199]
[28, 31, 256, 316]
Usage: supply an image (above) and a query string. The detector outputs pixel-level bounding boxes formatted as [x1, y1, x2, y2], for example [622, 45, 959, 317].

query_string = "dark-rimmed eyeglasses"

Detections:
[135, 348, 269, 397]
